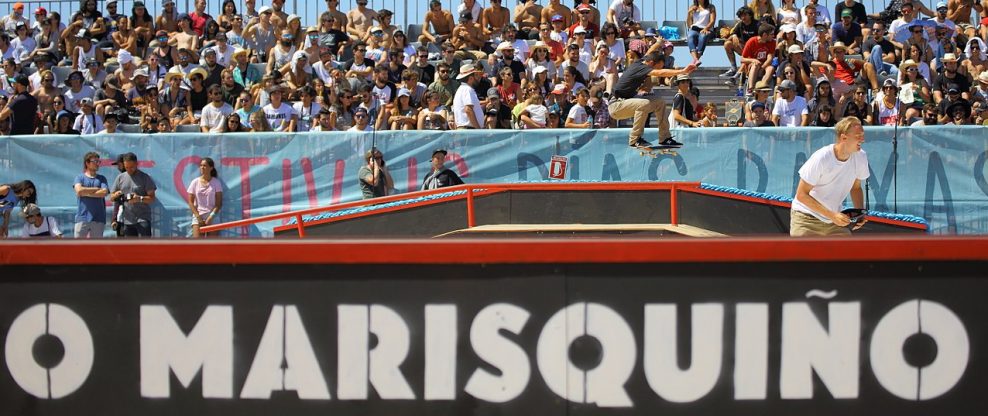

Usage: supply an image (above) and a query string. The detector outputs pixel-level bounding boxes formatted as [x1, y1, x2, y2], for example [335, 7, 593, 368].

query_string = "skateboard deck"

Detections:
[637, 144, 681, 157]
[725, 99, 743, 126]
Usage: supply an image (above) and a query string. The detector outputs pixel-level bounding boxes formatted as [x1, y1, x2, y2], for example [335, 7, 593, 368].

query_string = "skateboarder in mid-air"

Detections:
[609, 49, 697, 149]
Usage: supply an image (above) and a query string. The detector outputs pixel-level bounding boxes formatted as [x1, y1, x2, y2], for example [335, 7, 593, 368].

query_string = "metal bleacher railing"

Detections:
[1, 0, 891, 37]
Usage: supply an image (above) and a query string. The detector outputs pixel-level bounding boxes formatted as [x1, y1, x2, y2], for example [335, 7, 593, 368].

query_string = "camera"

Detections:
[621, 17, 636, 27]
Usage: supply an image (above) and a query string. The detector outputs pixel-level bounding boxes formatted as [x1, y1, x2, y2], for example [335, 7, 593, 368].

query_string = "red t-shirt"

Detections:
[545, 39, 564, 61]
[832, 58, 863, 85]
[741, 36, 776, 62]
[189, 12, 211, 36]
[567, 23, 599, 39]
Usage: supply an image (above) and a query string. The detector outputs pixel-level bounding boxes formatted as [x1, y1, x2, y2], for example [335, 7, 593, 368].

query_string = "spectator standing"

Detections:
[73, 151, 108, 238]
[0, 179, 36, 239]
[358, 148, 393, 198]
[670, 74, 700, 128]
[452, 64, 484, 129]
[110, 152, 156, 237]
[187, 157, 223, 237]
[0, 74, 37, 134]
[422, 149, 464, 190]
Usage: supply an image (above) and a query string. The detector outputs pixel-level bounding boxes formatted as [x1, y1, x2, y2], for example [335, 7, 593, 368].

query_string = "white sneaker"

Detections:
[719, 68, 737, 77]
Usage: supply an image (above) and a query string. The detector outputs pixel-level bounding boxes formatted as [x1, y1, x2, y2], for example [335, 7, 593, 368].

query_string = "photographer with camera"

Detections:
[358, 147, 394, 199]
[110, 152, 157, 237]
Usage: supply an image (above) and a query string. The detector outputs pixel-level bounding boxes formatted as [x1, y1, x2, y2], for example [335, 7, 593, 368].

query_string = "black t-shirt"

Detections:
[743, 119, 775, 127]
[835, 3, 868, 24]
[410, 63, 436, 85]
[933, 72, 972, 95]
[732, 20, 759, 44]
[320, 30, 348, 53]
[672, 92, 695, 121]
[842, 100, 870, 124]
[613, 60, 652, 99]
[862, 37, 896, 63]
[472, 77, 493, 98]
[8, 92, 37, 135]
[189, 87, 208, 112]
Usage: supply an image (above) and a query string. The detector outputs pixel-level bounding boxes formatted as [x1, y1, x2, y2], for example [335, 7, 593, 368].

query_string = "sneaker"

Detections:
[724, 78, 737, 86]
[660, 137, 682, 147]
[629, 138, 653, 148]
[719, 68, 737, 77]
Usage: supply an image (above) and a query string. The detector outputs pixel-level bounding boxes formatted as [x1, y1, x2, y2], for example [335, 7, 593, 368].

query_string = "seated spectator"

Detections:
[899, 59, 932, 120]
[97, 112, 119, 133]
[73, 97, 102, 134]
[746, 80, 775, 121]
[840, 84, 874, 124]
[519, 85, 548, 128]
[973, 70, 988, 105]
[419, 0, 454, 46]
[418, 90, 451, 130]
[698, 102, 719, 127]
[944, 99, 972, 124]
[569, 4, 599, 39]
[772, 79, 809, 126]
[687, 0, 717, 61]
[515, 0, 543, 40]
[831, 9, 863, 53]
[738, 23, 777, 94]
[54, 110, 79, 134]
[911, 102, 941, 125]
[933, 53, 971, 104]
[962, 38, 987, 78]
[387, 88, 417, 130]
[807, 77, 836, 119]
[201, 84, 233, 132]
[743, 101, 775, 126]
[349, 106, 373, 131]
[720, 6, 758, 78]
[863, 21, 898, 80]
[450, 10, 486, 61]
[873, 78, 903, 125]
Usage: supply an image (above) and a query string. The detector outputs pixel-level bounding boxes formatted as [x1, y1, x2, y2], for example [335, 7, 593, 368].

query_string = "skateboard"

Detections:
[841, 208, 867, 226]
[725, 98, 743, 126]
[637, 144, 681, 157]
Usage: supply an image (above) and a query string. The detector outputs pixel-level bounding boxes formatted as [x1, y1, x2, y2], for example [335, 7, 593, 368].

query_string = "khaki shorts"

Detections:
[790, 210, 851, 237]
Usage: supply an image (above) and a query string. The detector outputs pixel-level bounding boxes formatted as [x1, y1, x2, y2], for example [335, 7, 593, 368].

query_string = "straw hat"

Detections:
[187, 67, 209, 81]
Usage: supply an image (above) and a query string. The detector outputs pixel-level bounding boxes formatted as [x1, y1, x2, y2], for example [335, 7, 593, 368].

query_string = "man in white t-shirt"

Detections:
[771, 79, 809, 127]
[451, 63, 483, 129]
[200, 85, 234, 132]
[790, 116, 869, 236]
[20, 203, 63, 238]
[348, 106, 374, 131]
[262, 85, 297, 132]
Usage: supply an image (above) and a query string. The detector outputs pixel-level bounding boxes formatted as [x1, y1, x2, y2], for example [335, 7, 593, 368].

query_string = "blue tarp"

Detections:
[1, 126, 984, 236]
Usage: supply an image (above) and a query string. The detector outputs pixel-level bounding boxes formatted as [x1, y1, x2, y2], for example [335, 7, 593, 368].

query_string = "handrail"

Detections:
[201, 182, 704, 237]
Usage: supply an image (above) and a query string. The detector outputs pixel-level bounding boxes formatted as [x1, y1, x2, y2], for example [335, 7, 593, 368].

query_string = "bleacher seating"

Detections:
[661, 20, 688, 46]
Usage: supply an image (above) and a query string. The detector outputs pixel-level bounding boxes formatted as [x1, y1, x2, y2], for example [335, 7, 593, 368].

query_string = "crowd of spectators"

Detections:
[0, 0, 984, 133]
[700, 0, 988, 126]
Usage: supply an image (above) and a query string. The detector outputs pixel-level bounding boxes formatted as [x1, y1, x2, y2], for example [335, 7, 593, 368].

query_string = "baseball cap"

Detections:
[551, 14, 563, 22]
[487, 87, 500, 99]
[459, 10, 472, 20]
[751, 101, 766, 110]
[882, 78, 898, 88]
[551, 84, 567, 95]
[645, 28, 657, 37]
[936, 1, 948, 10]
[432, 149, 448, 158]
[258, 6, 272, 14]
[788, 44, 804, 54]
[21, 203, 40, 217]
[778, 79, 797, 90]
[840, 9, 853, 17]
[13, 73, 28, 86]
[33, 7, 45, 15]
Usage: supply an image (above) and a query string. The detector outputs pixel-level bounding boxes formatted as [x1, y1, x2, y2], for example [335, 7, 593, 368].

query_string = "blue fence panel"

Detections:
[1, 126, 985, 237]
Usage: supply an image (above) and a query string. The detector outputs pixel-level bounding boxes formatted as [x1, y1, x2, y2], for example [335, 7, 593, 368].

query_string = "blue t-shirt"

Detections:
[74, 173, 109, 223]
[0, 187, 17, 214]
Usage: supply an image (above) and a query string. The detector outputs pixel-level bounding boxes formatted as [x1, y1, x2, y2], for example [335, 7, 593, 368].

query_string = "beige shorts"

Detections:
[790, 210, 851, 237]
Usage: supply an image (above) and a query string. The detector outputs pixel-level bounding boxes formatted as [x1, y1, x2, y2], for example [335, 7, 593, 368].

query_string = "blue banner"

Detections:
[1, 126, 985, 236]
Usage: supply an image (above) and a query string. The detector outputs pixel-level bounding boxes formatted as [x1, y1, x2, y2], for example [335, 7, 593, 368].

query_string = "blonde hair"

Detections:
[834, 116, 861, 139]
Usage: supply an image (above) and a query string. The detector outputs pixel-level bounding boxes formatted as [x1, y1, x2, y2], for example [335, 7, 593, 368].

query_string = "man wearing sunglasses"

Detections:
[20, 204, 62, 238]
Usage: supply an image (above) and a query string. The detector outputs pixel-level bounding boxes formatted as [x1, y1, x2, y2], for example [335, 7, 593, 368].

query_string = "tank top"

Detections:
[876, 100, 899, 126]
[271, 45, 295, 70]
[691, 7, 712, 29]
[76, 44, 96, 71]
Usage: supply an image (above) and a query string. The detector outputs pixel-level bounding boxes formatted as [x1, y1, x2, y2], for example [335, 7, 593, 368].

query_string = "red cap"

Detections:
[576, 4, 592, 12]
[34, 7, 47, 15]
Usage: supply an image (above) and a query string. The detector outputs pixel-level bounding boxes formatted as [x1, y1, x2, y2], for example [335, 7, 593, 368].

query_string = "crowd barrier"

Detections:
[1, 126, 985, 236]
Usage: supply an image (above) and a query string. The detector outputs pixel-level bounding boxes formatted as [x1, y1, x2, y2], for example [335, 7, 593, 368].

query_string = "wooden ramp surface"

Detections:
[435, 224, 727, 238]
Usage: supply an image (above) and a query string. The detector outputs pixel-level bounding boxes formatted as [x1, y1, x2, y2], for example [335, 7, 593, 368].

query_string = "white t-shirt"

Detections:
[262, 102, 297, 131]
[200, 102, 234, 132]
[348, 124, 374, 131]
[73, 112, 103, 135]
[22, 216, 62, 238]
[524, 104, 548, 127]
[608, 0, 642, 24]
[772, 95, 808, 127]
[210, 45, 236, 67]
[452, 84, 483, 128]
[511, 39, 530, 61]
[63, 86, 96, 113]
[801, 4, 832, 26]
[792, 144, 869, 222]
[567, 104, 589, 124]
[293, 101, 322, 132]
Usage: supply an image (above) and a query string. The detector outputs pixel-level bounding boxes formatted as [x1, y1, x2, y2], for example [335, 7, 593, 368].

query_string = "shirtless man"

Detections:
[32, 69, 60, 113]
[172, 13, 200, 59]
[451, 10, 486, 60]
[325, 0, 348, 32]
[421, 0, 455, 45]
[347, 0, 378, 42]
[541, 0, 572, 28]
[376, 9, 397, 47]
[155, 0, 178, 33]
[270, 0, 290, 30]
[948, 0, 982, 24]
[514, 0, 543, 40]
[481, 0, 510, 41]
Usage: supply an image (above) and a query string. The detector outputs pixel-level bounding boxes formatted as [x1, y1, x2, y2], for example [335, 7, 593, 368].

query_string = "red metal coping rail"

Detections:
[201, 182, 704, 237]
